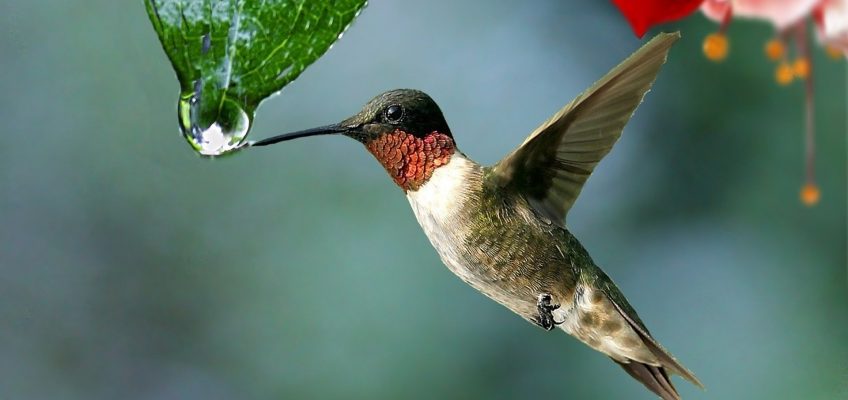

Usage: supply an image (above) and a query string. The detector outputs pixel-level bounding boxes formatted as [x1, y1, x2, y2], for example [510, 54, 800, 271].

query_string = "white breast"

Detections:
[406, 153, 481, 285]
[407, 153, 476, 219]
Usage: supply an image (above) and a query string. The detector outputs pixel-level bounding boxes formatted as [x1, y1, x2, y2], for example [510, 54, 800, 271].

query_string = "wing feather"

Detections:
[488, 32, 680, 224]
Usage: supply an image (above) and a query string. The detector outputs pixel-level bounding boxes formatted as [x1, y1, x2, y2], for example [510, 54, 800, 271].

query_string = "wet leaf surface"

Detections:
[145, 0, 366, 156]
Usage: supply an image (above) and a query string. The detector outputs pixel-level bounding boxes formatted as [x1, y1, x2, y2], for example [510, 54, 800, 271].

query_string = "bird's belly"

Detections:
[430, 227, 535, 316]
[407, 197, 537, 318]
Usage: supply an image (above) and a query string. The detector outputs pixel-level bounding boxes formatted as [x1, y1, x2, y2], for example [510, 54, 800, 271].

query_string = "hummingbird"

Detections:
[252, 32, 702, 400]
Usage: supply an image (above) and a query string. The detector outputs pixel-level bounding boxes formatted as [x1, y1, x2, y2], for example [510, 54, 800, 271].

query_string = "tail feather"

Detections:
[568, 274, 704, 397]
[615, 360, 680, 400]
[610, 299, 704, 388]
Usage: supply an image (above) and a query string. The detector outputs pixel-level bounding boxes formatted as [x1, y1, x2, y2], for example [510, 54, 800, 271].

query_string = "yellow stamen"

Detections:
[800, 183, 820, 206]
[775, 61, 794, 85]
[825, 45, 843, 59]
[764, 39, 786, 61]
[703, 33, 729, 62]
[793, 57, 810, 79]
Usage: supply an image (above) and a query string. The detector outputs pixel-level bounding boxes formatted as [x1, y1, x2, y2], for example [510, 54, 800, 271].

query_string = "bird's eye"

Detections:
[385, 105, 404, 123]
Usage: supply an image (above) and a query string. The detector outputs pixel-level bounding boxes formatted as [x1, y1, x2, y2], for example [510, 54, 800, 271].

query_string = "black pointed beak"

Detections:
[250, 124, 353, 147]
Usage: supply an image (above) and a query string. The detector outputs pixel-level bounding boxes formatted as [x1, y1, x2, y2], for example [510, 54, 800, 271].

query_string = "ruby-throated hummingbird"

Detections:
[253, 32, 702, 399]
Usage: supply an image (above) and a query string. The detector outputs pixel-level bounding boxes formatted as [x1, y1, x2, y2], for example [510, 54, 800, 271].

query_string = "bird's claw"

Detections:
[536, 293, 565, 331]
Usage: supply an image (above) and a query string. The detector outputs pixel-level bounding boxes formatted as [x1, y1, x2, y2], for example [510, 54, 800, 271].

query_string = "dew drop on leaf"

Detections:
[145, 0, 367, 156]
[178, 92, 251, 157]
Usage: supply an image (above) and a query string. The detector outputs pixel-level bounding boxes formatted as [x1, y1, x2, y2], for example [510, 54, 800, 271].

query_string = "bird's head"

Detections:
[253, 89, 456, 192]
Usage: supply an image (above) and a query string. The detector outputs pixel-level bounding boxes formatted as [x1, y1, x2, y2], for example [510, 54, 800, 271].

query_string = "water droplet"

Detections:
[276, 65, 294, 80]
[201, 33, 211, 54]
[178, 93, 251, 157]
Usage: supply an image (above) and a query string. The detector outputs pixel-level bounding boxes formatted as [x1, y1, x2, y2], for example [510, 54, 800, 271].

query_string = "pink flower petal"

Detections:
[701, 0, 824, 29]
[819, 0, 848, 56]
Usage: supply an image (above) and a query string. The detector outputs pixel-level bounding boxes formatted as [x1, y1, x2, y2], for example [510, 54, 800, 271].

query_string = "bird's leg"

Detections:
[536, 293, 565, 331]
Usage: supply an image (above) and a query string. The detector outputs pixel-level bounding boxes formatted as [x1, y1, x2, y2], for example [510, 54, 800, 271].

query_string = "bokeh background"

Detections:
[1, 1, 846, 399]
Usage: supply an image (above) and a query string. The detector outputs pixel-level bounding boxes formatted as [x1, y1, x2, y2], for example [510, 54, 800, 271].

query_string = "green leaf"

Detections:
[145, 0, 366, 156]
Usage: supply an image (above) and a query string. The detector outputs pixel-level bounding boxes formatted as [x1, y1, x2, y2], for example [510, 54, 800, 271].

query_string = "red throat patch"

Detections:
[365, 129, 455, 192]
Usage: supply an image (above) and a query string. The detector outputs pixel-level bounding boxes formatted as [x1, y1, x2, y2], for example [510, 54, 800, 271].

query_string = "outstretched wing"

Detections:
[487, 32, 679, 225]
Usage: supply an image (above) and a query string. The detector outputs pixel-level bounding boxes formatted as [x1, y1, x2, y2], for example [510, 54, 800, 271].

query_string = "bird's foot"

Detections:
[536, 293, 564, 331]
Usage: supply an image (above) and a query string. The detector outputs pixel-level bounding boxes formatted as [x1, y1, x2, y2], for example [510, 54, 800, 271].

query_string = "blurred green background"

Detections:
[1, 1, 846, 399]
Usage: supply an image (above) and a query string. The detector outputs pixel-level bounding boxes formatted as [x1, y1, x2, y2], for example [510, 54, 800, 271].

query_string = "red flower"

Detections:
[612, 0, 705, 37]
[613, 0, 844, 205]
